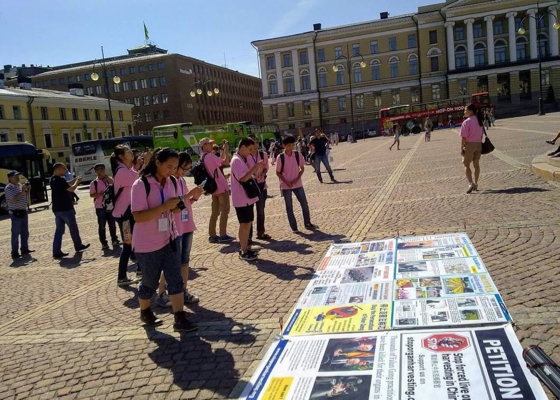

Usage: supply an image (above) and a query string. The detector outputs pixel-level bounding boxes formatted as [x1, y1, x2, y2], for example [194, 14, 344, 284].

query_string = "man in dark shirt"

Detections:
[50, 163, 90, 258]
[309, 128, 336, 183]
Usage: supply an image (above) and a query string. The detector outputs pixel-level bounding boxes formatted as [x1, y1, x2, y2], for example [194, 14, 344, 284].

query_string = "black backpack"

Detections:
[191, 153, 218, 194]
[140, 175, 178, 197]
[100, 169, 123, 213]
[280, 151, 301, 174]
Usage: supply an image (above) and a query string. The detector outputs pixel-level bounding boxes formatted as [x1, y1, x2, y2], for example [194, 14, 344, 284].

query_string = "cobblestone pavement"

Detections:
[1, 114, 560, 399]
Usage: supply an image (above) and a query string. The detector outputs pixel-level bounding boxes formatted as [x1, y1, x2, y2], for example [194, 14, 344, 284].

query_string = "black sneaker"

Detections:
[292, 228, 300, 233]
[247, 249, 259, 256]
[305, 223, 318, 230]
[218, 235, 235, 243]
[239, 250, 258, 261]
[111, 240, 121, 246]
[101, 243, 110, 250]
[173, 311, 198, 332]
[53, 252, 69, 259]
[76, 244, 90, 252]
[140, 308, 163, 327]
[117, 277, 139, 287]
[209, 236, 219, 243]
[11, 253, 21, 259]
[21, 249, 35, 255]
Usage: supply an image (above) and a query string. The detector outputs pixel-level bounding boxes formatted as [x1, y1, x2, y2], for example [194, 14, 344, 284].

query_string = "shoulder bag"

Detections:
[481, 127, 495, 155]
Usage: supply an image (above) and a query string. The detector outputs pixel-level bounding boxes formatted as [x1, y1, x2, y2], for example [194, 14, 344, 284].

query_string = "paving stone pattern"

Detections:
[1, 114, 560, 399]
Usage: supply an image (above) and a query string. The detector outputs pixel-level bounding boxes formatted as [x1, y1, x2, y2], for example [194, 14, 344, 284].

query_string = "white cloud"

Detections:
[269, 0, 319, 38]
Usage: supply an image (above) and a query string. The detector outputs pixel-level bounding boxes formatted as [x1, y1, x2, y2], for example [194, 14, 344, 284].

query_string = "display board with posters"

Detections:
[240, 325, 548, 400]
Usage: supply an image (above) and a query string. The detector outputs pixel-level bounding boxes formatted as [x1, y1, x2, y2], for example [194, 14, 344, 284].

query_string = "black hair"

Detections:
[110, 145, 129, 175]
[238, 137, 255, 148]
[466, 103, 484, 127]
[94, 163, 105, 170]
[141, 148, 179, 177]
[178, 152, 192, 167]
[282, 134, 296, 145]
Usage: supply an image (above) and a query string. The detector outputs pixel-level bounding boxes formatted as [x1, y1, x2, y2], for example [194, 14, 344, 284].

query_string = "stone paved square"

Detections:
[1, 114, 560, 399]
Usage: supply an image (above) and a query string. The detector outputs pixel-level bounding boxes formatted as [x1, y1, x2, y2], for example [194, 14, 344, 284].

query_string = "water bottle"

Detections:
[122, 220, 132, 245]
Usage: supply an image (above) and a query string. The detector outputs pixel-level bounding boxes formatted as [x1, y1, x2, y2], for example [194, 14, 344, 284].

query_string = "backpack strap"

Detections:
[169, 175, 178, 194]
[259, 150, 264, 161]
[280, 153, 285, 174]
[294, 151, 300, 166]
[141, 176, 151, 197]
[94, 180, 98, 193]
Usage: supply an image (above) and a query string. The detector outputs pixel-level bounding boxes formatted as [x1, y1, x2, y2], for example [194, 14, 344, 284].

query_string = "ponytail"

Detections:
[110, 144, 128, 175]
[466, 103, 483, 127]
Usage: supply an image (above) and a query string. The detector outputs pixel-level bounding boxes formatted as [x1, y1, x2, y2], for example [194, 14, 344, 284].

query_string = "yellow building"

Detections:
[0, 81, 134, 165]
[252, 0, 560, 134]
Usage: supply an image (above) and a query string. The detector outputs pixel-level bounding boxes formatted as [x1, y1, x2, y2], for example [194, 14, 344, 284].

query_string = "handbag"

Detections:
[233, 173, 261, 199]
[481, 128, 495, 155]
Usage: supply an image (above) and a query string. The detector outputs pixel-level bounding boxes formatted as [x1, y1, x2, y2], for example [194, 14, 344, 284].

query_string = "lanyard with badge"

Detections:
[179, 178, 189, 223]
[158, 183, 178, 251]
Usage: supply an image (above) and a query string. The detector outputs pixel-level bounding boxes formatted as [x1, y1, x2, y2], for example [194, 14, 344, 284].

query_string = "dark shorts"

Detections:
[235, 204, 255, 224]
[180, 232, 194, 265]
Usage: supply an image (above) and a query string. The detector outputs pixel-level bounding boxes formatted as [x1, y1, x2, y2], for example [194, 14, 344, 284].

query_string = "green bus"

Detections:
[152, 122, 280, 156]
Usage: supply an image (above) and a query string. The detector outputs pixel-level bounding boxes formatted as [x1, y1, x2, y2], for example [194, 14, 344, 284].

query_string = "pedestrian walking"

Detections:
[424, 118, 433, 142]
[389, 123, 401, 150]
[247, 135, 271, 241]
[131, 148, 197, 332]
[490, 109, 495, 127]
[50, 163, 90, 258]
[460, 103, 485, 194]
[309, 128, 337, 183]
[89, 163, 120, 250]
[269, 141, 276, 165]
[156, 152, 204, 308]
[199, 137, 233, 243]
[5, 171, 34, 259]
[276, 135, 317, 233]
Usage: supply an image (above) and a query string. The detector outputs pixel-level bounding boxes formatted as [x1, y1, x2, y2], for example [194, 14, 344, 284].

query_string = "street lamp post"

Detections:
[91, 46, 120, 137]
[190, 79, 220, 126]
[518, 1, 560, 116]
[332, 43, 366, 134]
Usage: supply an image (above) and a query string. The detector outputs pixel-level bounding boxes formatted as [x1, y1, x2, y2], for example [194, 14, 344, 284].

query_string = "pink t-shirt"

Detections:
[276, 151, 304, 190]
[202, 152, 229, 196]
[131, 175, 180, 253]
[460, 115, 484, 143]
[112, 163, 139, 218]
[173, 176, 196, 235]
[89, 178, 109, 209]
[230, 153, 259, 208]
[246, 150, 269, 189]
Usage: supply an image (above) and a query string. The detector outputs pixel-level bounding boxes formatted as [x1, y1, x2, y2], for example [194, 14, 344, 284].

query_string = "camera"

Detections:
[177, 195, 186, 211]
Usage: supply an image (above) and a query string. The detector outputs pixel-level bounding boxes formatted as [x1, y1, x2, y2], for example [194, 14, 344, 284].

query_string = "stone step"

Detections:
[531, 153, 560, 182]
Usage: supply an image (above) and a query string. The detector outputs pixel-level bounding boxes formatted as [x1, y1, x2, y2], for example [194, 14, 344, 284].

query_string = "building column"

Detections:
[528, 9, 538, 59]
[274, 52, 284, 95]
[507, 12, 518, 62]
[465, 18, 476, 68]
[307, 46, 317, 90]
[485, 15, 496, 65]
[260, 54, 269, 97]
[549, 6, 559, 56]
[291, 49, 301, 92]
[445, 22, 456, 70]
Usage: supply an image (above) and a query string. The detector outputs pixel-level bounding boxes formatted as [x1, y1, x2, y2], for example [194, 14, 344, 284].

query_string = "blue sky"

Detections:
[2, 0, 437, 78]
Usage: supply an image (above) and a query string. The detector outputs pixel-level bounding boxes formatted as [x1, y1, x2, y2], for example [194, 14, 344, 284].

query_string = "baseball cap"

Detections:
[7, 170, 20, 178]
[94, 163, 105, 170]
[199, 138, 214, 147]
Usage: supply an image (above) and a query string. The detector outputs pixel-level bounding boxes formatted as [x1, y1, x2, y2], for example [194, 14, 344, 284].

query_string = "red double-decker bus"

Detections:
[379, 92, 493, 134]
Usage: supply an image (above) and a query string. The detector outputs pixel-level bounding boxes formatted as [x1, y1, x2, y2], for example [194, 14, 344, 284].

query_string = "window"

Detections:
[59, 108, 66, 120]
[284, 74, 294, 92]
[494, 20, 504, 35]
[515, 17, 524, 33]
[153, 111, 161, 121]
[287, 103, 294, 117]
[13, 106, 21, 120]
[370, 41, 378, 54]
[392, 89, 400, 105]
[35, 82, 41, 88]
[131, 80, 138, 90]
[321, 99, 329, 113]
[43, 81, 48, 87]
[111, 70, 117, 77]
[432, 84, 441, 100]
[134, 97, 140, 106]
[63, 133, 70, 147]
[390, 60, 399, 78]
[68, 76, 74, 84]
[148, 64, 155, 71]
[497, 73, 510, 102]
[120, 68, 127, 76]
[0, 133, 8, 142]
[473, 23, 483, 38]
[72, 108, 78, 120]
[374, 93, 382, 107]
[116, 111, 123, 122]
[455, 26, 465, 41]
[96, 86, 102, 95]
[459, 79, 468, 95]
[539, 34, 549, 58]
[152, 94, 159, 105]
[0, 106, 4, 119]
[411, 87, 420, 103]
[76, 75, 81, 82]
[542, 69, 551, 88]
[269, 78, 278, 94]
[86, 86, 93, 96]
[140, 79, 147, 89]
[429, 30, 438, 44]
[95, 109, 101, 121]
[113, 83, 120, 93]
[139, 65, 146, 73]
[299, 51, 308, 65]
[105, 110, 110, 120]
[477, 76, 488, 92]
[318, 69, 328, 88]
[266, 56, 276, 70]
[271, 105, 278, 119]
[288, 124, 296, 130]
[283, 53, 292, 67]
[84, 74, 90, 82]
[123, 81, 129, 91]
[356, 94, 364, 110]
[159, 76, 166, 87]
[474, 43, 486, 66]
[430, 56, 439, 72]
[520, 70, 531, 100]
[84, 109, 90, 121]
[317, 49, 326, 62]
[51, 79, 56, 86]
[157, 62, 165, 70]
[45, 133, 52, 148]
[129, 66, 136, 74]
[495, 40, 507, 64]
[301, 72, 311, 90]
[455, 45, 468, 68]
[389, 37, 397, 51]
[336, 69, 345, 85]
[354, 66, 362, 83]
[409, 57, 418, 75]
[372, 62, 381, 80]
[408, 34, 417, 49]
[59, 77, 66, 85]
[335, 46, 342, 58]
[17, 133, 24, 142]
[149, 77, 157, 88]
[352, 44, 360, 56]
[338, 97, 346, 111]
[41, 107, 48, 120]
[143, 95, 150, 106]
[516, 37, 528, 60]
[145, 112, 152, 122]
[303, 100, 312, 116]
[162, 93, 169, 103]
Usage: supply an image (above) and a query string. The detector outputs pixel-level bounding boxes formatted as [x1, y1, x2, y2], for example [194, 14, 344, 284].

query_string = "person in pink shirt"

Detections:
[276, 135, 317, 233]
[155, 152, 204, 308]
[199, 137, 233, 243]
[247, 135, 271, 241]
[460, 103, 485, 194]
[231, 138, 265, 261]
[131, 148, 196, 332]
[89, 163, 119, 250]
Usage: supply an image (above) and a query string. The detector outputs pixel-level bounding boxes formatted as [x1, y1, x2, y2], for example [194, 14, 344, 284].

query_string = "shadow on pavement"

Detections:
[255, 259, 315, 281]
[58, 252, 84, 269]
[326, 180, 353, 185]
[295, 229, 346, 243]
[482, 187, 549, 194]
[9, 254, 38, 268]
[219, 240, 314, 255]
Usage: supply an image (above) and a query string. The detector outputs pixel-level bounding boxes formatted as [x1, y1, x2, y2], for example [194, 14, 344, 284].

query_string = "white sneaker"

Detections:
[155, 293, 171, 307]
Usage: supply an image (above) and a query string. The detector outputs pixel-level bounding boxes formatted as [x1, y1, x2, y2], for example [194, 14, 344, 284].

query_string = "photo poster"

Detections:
[240, 324, 548, 400]
[395, 233, 478, 264]
[316, 239, 396, 272]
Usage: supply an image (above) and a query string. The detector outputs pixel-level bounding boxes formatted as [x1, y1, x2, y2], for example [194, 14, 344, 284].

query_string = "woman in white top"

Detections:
[389, 123, 401, 151]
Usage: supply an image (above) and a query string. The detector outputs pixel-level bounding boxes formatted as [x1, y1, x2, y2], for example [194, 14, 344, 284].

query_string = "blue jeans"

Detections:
[137, 238, 182, 300]
[116, 215, 137, 280]
[11, 213, 29, 255]
[53, 210, 83, 255]
[96, 208, 118, 245]
[282, 186, 311, 231]
[314, 153, 334, 182]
